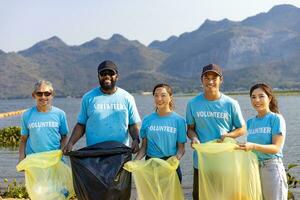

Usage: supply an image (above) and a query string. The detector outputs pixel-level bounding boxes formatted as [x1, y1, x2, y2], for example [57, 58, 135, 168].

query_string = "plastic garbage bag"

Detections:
[193, 138, 262, 200]
[124, 157, 184, 200]
[66, 141, 132, 200]
[16, 150, 75, 200]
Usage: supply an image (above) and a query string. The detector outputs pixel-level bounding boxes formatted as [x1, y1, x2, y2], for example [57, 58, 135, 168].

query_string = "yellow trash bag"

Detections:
[193, 138, 262, 200]
[16, 150, 75, 200]
[124, 157, 184, 200]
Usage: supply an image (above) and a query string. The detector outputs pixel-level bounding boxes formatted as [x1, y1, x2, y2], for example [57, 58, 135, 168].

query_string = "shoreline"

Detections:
[1, 178, 300, 200]
[0, 89, 300, 100]
[174, 90, 300, 97]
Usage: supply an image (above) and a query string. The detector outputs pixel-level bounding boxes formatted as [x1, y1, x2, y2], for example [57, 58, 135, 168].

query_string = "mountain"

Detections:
[0, 34, 168, 98]
[242, 4, 300, 32]
[1, 4, 300, 99]
[0, 52, 42, 98]
[147, 4, 300, 89]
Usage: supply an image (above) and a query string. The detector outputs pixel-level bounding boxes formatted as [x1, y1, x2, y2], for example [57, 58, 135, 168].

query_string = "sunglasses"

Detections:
[35, 91, 52, 97]
[99, 70, 116, 77]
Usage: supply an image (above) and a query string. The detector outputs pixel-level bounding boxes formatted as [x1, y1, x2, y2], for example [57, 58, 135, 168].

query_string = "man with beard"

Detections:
[63, 60, 141, 153]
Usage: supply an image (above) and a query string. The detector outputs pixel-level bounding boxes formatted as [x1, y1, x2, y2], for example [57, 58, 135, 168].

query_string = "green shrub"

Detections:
[0, 126, 21, 147]
[0, 178, 77, 199]
[287, 164, 300, 200]
[0, 178, 29, 199]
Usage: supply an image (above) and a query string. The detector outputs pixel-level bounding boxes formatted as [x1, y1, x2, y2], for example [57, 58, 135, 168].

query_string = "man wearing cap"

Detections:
[185, 63, 246, 200]
[63, 60, 141, 153]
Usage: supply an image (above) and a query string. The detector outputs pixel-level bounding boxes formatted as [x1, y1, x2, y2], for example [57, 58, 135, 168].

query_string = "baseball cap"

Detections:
[97, 60, 118, 74]
[201, 63, 222, 77]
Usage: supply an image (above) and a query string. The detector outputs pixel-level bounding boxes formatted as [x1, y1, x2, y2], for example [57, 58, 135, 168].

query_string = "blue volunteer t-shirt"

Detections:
[78, 87, 141, 146]
[21, 106, 69, 155]
[140, 112, 187, 158]
[186, 93, 245, 168]
[247, 112, 286, 161]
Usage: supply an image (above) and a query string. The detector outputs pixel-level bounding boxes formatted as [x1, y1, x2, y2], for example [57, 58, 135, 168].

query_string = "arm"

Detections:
[221, 100, 246, 140]
[186, 103, 200, 146]
[135, 138, 147, 160]
[60, 135, 68, 151]
[239, 134, 284, 154]
[60, 111, 69, 150]
[187, 124, 200, 148]
[63, 123, 85, 153]
[128, 123, 140, 154]
[221, 124, 246, 140]
[176, 143, 185, 160]
[18, 135, 28, 163]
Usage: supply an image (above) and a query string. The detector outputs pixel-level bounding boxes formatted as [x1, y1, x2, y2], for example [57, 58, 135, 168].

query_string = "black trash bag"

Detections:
[66, 141, 132, 200]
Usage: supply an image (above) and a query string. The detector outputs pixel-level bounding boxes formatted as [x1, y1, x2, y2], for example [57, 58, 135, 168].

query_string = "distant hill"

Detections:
[1, 4, 300, 99]
[150, 4, 300, 75]
[0, 34, 168, 98]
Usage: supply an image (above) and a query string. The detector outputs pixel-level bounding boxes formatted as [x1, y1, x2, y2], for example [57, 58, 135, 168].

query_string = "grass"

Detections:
[0, 178, 28, 199]
[0, 126, 21, 148]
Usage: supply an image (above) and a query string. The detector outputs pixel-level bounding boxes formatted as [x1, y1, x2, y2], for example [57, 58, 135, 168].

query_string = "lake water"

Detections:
[0, 94, 300, 199]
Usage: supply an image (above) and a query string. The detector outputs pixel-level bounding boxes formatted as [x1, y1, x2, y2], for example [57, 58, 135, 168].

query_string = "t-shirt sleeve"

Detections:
[186, 102, 194, 125]
[77, 97, 88, 125]
[128, 96, 141, 125]
[20, 112, 29, 135]
[232, 100, 245, 128]
[272, 114, 286, 136]
[177, 118, 187, 143]
[140, 119, 147, 139]
[59, 111, 69, 135]
[246, 119, 251, 132]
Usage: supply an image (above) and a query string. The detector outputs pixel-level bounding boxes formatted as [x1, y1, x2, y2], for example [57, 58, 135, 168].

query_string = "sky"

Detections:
[1, 0, 300, 52]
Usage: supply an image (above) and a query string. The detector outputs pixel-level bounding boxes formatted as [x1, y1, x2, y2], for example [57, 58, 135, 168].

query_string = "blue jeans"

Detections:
[259, 158, 288, 200]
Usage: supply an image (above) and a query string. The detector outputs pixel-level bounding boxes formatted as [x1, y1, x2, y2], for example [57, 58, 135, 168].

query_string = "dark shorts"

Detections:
[193, 168, 199, 200]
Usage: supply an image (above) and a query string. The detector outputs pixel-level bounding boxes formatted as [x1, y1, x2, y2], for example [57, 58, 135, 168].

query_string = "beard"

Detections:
[99, 79, 117, 91]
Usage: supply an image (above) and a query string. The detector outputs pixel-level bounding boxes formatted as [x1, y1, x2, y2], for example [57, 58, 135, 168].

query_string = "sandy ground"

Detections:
[0, 187, 194, 200]
[1, 188, 299, 200]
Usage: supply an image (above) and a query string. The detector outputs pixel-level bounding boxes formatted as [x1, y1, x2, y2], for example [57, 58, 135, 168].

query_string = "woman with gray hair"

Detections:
[18, 80, 69, 162]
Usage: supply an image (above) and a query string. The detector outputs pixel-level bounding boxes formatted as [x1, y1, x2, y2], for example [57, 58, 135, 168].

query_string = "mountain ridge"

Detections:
[1, 4, 300, 99]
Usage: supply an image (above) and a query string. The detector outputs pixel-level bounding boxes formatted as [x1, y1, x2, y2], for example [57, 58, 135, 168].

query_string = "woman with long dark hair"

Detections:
[238, 83, 288, 200]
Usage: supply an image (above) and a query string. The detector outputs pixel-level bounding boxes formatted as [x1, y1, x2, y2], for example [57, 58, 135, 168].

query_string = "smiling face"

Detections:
[98, 69, 118, 93]
[32, 83, 53, 109]
[201, 71, 223, 93]
[250, 87, 271, 116]
[153, 87, 172, 112]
